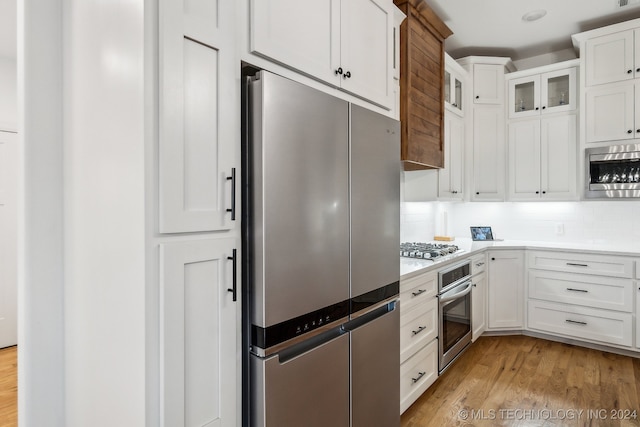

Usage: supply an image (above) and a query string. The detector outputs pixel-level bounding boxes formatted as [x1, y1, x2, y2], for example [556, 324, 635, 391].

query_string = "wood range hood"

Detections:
[394, 0, 452, 170]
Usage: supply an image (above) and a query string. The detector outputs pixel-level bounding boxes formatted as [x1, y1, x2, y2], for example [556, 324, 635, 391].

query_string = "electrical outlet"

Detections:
[555, 223, 564, 236]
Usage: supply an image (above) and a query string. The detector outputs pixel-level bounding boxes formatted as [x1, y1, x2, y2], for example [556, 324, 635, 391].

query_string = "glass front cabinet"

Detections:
[444, 68, 464, 116]
[508, 67, 577, 119]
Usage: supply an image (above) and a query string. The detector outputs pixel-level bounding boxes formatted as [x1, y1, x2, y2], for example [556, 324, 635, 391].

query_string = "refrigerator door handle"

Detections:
[343, 300, 397, 332]
[278, 325, 347, 364]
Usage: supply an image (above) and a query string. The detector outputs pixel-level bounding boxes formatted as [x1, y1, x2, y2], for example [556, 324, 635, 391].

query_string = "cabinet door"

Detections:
[487, 250, 524, 329]
[585, 30, 634, 86]
[541, 67, 576, 114]
[251, 0, 341, 86]
[471, 271, 486, 341]
[340, 0, 393, 108]
[585, 82, 635, 143]
[540, 114, 577, 200]
[445, 68, 464, 116]
[473, 64, 503, 104]
[507, 75, 540, 119]
[160, 0, 237, 232]
[472, 107, 505, 201]
[636, 282, 640, 349]
[161, 238, 238, 427]
[508, 119, 541, 200]
[438, 113, 464, 199]
[0, 131, 17, 348]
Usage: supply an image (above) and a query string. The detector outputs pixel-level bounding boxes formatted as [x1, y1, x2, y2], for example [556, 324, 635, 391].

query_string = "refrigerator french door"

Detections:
[245, 70, 400, 427]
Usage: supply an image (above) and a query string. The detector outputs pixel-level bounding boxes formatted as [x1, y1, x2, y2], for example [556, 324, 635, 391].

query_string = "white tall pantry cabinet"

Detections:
[158, 0, 239, 426]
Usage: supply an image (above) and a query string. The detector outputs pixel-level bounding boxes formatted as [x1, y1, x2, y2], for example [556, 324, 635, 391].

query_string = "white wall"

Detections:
[0, 56, 17, 131]
[402, 200, 640, 245]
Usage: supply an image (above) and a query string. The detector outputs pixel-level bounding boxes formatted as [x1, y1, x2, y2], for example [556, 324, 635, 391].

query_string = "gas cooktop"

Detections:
[400, 242, 460, 260]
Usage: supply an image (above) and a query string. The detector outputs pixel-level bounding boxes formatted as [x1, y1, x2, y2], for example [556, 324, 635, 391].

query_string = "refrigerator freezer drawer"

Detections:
[349, 302, 400, 427]
[251, 329, 349, 427]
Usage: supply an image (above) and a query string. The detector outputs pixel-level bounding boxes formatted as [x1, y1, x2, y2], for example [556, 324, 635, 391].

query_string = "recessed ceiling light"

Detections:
[522, 9, 547, 22]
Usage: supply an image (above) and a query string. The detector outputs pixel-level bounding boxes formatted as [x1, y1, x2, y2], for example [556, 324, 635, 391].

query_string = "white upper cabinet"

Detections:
[159, 0, 237, 233]
[472, 64, 504, 104]
[438, 113, 464, 199]
[508, 115, 577, 201]
[508, 67, 576, 119]
[251, 0, 394, 109]
[585, 81, 638, 143]
[584, 29, 638, 87]
[472, 106, 505, 201]
[444, 55, 466, 116]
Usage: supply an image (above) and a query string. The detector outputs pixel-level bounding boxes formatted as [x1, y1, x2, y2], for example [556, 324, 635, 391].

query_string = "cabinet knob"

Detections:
[628, 69, 633, 74]
[636, 129, 640, 133]
[475, 95, 479, 99]
[535, 191, 540, 194]
[452, 103, 457, 107]
[637, 68, 640, 73]
[542, 190, 546, 194]
[491, 257, 495, 261]
[335, 67, 343, 75]
[628, 130, 633, 134]
[343, 71, 351, 79]
[475, 191, 480, 195]
[542, 106, 546, 109]
[535, 107, 539, 110]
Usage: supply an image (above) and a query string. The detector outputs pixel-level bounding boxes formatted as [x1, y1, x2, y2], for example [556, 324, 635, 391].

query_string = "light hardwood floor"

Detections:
[0, 346, 17, 427]
[401, 335, 640, 427]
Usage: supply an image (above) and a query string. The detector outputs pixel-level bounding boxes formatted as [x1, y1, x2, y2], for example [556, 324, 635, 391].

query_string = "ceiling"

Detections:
[0, 0, 16, 59]
[428, 0, 640, 62]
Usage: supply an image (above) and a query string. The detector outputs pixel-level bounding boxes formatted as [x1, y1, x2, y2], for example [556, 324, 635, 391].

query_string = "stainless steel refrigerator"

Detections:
[243, 70, 400, 427]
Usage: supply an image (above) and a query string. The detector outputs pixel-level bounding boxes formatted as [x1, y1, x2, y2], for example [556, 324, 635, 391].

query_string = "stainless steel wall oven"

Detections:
[586, 144, 640, 198]
[438, 261, 472, 373]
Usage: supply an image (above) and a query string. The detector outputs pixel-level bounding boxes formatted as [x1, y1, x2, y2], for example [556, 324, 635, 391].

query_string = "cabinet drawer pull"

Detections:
[411, 371, 426, 383]
[411, 289, 427, 297]
[226, 168, 236, 220]
[475, 262, 484, 267]
[566, 287, 588, 293]
[411, 326, 427, 336]
[566, 262, 588, 267]
[628, 69, 633, 74]
[565, 319, 587, 326]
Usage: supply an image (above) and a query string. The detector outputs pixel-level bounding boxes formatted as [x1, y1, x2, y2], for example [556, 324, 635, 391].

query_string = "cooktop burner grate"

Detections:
[400, 242, 460, 260]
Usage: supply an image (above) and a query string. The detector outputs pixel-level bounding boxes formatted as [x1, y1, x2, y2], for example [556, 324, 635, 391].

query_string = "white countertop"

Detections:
[400, 238, 640, 280]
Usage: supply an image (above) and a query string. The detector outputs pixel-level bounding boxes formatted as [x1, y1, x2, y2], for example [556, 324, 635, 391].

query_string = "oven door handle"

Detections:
[439, 281, 472, 304]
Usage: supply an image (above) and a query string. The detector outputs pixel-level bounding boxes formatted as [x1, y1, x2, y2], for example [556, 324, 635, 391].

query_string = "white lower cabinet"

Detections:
[160, 238, 238, 427]
[636, 282, 640, 349]
[400, 339, 438, 414]
[399, 270, 438, 413]
[400, 297, 438, 363]
[470, 254, 487, 341]
[528, 300, 633, 347]
[471, 271, 486, 341]
[527, 250, 636, 351]
[487, 250, 524, 330]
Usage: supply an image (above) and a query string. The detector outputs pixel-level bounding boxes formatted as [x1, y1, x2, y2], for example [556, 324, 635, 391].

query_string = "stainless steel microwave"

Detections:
[585, 144, 640, 198]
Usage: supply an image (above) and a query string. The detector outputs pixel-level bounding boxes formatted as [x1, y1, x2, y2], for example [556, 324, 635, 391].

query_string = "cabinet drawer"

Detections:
[528, 251, 633, 278]
[400, 271, 437, 312]
[470, 254, 486, 275]
[400, 339, 438, 414]
[400, 298, 438, 363]
[528, 270, 633, 312]
[527, 300, 633, 347]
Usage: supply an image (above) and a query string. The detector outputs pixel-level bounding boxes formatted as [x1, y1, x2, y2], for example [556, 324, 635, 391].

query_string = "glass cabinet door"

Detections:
[541, 67, 576, 114]
[508, 75, 540, 118]
[444, 70, 451, 105]
[444, 69, 464, 116]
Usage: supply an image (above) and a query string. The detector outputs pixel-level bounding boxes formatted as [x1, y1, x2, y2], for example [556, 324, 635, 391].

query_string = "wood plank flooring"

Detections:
[401, 336, 640, 427]
[0, 346, 16, 427]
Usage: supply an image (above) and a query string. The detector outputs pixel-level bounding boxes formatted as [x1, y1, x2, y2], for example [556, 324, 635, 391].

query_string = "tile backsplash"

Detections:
[401, 201, 640, 244]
